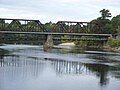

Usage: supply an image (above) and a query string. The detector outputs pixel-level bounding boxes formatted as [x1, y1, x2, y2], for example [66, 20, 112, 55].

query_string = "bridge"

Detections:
[0, 18, 112, 49]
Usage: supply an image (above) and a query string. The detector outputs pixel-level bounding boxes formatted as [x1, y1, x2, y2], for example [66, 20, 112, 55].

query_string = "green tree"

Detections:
[111, 15, 120, 34]
[90, 9, 112, 34]
[100, 9, 112, 19]
[44, 21, 55, 31]
[0, 19, 5, 29]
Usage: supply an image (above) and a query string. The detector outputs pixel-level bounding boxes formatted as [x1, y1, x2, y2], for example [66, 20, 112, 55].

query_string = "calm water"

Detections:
[0, 44, 120, 90]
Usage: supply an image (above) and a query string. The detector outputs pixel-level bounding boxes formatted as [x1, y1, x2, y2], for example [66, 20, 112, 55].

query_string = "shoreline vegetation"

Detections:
[104, 37, 120, 52]
[58, 38, 120, 52]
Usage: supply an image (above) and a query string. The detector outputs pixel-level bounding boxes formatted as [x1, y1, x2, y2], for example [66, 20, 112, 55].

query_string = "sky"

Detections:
[0, 0, 120, 23]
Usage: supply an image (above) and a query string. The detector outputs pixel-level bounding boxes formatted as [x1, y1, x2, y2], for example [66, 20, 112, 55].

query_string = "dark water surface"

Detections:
[0, 44, 120, 90]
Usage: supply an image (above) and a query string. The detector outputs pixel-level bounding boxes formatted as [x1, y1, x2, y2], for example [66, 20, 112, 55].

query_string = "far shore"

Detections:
[58, 42, 120, 52]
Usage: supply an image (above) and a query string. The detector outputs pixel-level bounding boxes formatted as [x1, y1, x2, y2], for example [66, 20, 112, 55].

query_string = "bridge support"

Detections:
[43, 35, 53, 51]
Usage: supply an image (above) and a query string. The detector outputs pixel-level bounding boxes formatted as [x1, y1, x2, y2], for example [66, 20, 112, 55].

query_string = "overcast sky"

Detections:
[0, 0, 120, 23]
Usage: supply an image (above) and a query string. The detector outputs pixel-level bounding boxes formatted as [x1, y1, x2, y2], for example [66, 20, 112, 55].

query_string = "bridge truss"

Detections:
[52, 21, 91, 33]
[0, 18, 47, 32]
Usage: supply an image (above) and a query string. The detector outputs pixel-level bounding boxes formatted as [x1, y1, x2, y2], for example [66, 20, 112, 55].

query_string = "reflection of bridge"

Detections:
[0, 18, 112, 48]
[0, 55, 85, 75]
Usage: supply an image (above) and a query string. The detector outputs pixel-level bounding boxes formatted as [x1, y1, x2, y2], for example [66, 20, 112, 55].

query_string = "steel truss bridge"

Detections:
[0, 18, 112, 43]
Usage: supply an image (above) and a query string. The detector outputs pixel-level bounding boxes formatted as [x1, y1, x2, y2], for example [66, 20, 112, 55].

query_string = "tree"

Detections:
[111, 15, 120, 34]
[44, 21, 55, 31]
[100, 9, 112, 19]
[0, 19, 5, 29]
[90, 9, 112, 34]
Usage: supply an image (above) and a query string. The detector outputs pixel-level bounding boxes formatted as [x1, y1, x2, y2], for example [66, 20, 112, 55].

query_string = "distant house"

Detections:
[116, 34, 120, 39]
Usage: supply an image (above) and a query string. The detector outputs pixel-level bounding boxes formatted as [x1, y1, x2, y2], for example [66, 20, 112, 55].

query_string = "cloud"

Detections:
[0, 0, 120, 23]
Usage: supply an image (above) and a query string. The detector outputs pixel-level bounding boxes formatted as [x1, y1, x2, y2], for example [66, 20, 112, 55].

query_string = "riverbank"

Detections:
[112, 47, 120, 52]
[58, 42, 75, 46]
[59, 42, 105, 48]
[104, 46, 120, 52]
[58, 41, 120, 52]
[105, 37, 120, 52]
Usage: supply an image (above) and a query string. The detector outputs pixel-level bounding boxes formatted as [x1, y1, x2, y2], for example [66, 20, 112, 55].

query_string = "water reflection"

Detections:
[0, 56, 45, 80]
[86, 52, 120, 86]
[0, 47, 120, 90]
[0, 55, 85, 77]
[86, 64, 110, 86]
[50, 59, 85, 75]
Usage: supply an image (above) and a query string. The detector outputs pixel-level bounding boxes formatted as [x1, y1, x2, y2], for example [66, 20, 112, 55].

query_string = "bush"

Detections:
[107, 37, 120, 47]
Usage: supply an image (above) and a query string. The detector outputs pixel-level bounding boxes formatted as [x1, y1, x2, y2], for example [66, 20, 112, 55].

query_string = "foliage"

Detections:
[111, 15, 120, 34]
[90, 9, 120, 34]
[107, 37, 120, 47]
[90, 9, 112, 34]
[44, 21, 55, 31]
[99, 9, 112, 19]
[74, 36, 103, 47]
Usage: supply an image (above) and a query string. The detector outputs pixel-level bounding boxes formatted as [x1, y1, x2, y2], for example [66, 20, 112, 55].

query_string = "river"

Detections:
[0, 44, 120, 90]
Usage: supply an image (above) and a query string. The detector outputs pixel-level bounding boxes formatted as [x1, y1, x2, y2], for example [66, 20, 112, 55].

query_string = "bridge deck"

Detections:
[0, 31, 112, 37]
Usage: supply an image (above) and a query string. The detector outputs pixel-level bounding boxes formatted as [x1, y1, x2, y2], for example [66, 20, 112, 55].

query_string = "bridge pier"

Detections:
[43, 35, 53, 51]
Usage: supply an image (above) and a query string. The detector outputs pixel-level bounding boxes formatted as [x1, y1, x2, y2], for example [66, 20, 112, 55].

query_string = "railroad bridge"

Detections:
[0, 18, 112, 49]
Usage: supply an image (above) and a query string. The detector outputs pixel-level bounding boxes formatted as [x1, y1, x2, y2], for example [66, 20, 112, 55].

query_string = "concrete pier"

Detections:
[43, 35, 53, 51]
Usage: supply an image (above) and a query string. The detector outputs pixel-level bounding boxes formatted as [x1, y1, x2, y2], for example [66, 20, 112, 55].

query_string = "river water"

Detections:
[0, 44, 120, 90]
